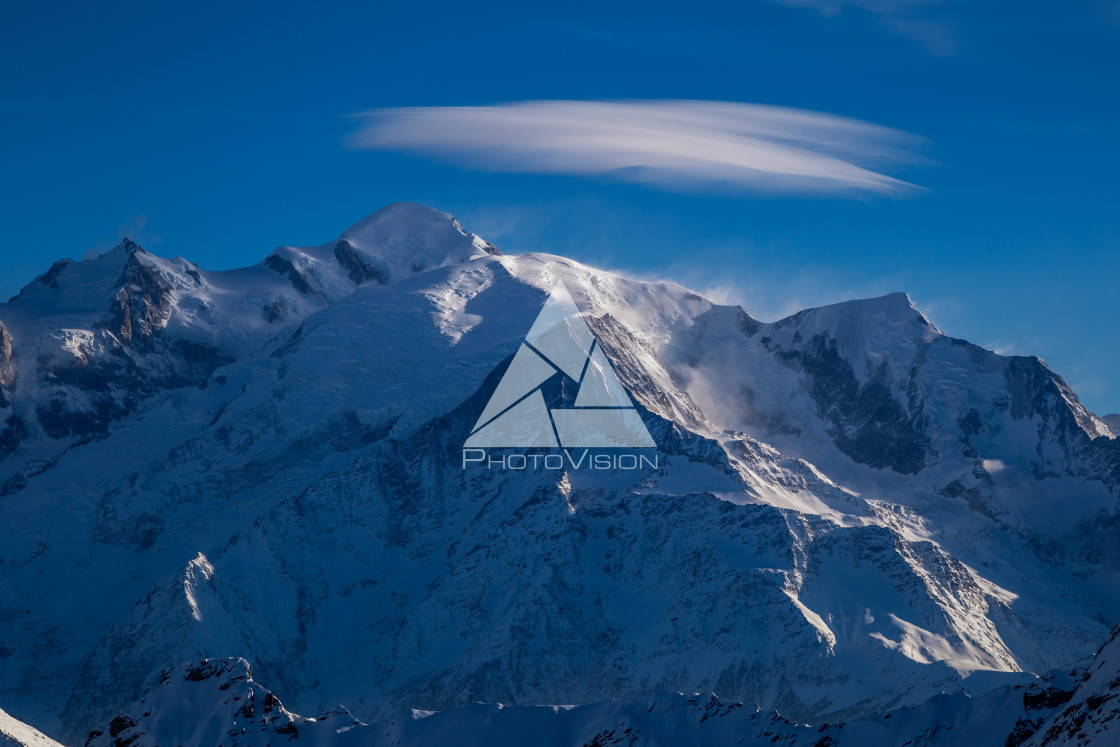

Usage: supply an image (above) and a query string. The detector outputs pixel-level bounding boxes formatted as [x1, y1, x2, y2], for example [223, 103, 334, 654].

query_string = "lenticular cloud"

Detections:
[348, 99, 923, 196]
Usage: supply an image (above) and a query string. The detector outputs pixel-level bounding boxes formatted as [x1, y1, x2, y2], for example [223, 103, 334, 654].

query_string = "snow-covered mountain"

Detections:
[0, 203, 1117, 745]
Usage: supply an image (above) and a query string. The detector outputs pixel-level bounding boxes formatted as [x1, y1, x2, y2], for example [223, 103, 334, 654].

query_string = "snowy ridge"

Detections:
[0, 204, 1117, 745]
[84, 658, 360, 747]
[84, 654, 1097, 747]
[0, 708, 64, 747]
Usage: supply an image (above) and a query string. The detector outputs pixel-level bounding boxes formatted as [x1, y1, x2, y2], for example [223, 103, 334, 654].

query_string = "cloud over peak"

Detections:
[348, 100, 925, 197]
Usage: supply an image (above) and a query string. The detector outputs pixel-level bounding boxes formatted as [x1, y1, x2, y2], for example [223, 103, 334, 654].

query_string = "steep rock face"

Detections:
[0, 321, 18, 461]
[332, 239, 387, 285]
[99, 240, 177, 349]
[263, 253, 321, 297]
[0, 321, 14, 388]
[767, 328, 930, 474]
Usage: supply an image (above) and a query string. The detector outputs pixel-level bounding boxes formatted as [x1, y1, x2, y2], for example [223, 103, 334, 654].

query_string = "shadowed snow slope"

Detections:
[0, 205, 1116, 746]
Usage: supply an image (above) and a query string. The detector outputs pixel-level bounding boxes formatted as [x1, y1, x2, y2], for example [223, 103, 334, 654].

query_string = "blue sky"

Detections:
[1, 1, 1118, 413]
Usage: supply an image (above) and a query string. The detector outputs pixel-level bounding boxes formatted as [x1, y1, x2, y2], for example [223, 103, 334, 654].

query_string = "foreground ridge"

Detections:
[82, 631, 1120, 747]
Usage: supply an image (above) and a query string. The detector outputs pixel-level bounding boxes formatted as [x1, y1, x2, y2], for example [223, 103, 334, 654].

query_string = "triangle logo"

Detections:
[465, 281, 657, 448]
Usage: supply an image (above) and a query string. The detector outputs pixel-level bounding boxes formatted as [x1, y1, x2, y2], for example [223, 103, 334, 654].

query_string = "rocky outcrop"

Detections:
[10, 258, 74, 299]
[333, 239, 387, 284]
[0, 320, 14, 389]
[264, 254, 320, 297]
[1026, 623, 1120, 746]
[475, 238, 502, 256]
[0, 320, 20, 460]
[84, 658, 359, 747]
[98, 241, 174, 351]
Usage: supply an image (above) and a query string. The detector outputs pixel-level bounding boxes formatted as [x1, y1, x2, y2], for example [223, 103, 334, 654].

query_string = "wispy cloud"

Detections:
[767, 0, 935, 15]
[83, 214, 161, 260]
[347, 100, 925, 197]
[767, 0, 956, 55]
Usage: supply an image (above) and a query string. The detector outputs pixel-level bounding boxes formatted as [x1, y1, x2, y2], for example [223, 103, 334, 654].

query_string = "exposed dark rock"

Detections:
[1004, 356, 1120, 487]
[107, 713, 135, 738]
[32, 258, 74, 291]
[0, 319, 14, 388]
[99, 248, 173, 351]
[264, 299, 288, 323]
[263, 692, 282, 712]
[0, 412, 27, 460]
[36, 393, 122, 440]
[1028, 622, 1120, 745]
[174, 340, 233, 374]
[271, 323, 306, 359]
[737, 307, 761, 337]
[1024, 685, 1075, 711]
[939, 479, 1002, 520]
[779, 334, 929, 475]
[264, 254, 320, 296]
[333, 239, 387, 284]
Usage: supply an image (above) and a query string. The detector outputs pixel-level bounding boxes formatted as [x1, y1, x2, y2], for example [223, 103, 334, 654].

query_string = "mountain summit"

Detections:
[264, 202, 500, 300]
[0, 205, 1116, 745]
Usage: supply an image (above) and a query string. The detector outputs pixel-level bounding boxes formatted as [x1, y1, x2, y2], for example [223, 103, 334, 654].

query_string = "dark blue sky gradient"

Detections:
[1, 1, 1117, 411]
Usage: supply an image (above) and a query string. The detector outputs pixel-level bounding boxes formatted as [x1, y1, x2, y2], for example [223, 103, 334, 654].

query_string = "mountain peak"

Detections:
[875, 290, 915, 309]
[341, 201, 455, 237]
[774, 290, 938, 338]
[117, 237, 142, 254]
[263, 203, 501, 298]
[829, 291, 918, 315]
[8, 238, 151, 305]
[339, 202, 501, 262]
